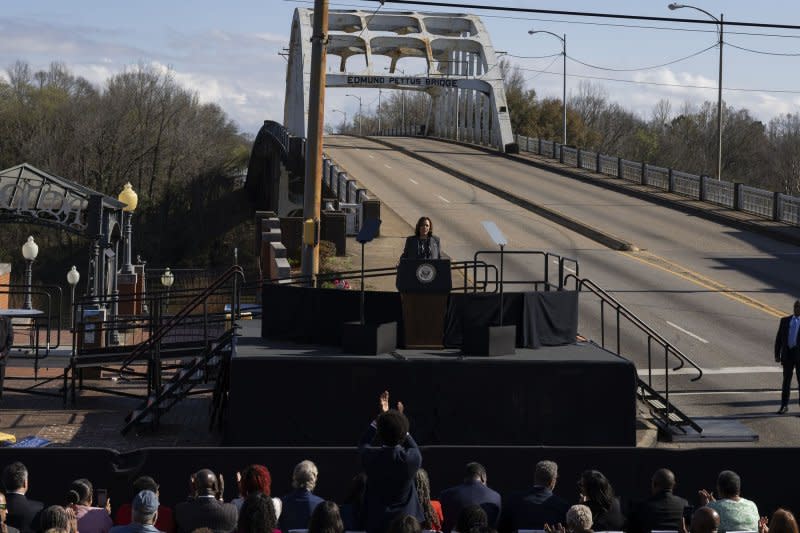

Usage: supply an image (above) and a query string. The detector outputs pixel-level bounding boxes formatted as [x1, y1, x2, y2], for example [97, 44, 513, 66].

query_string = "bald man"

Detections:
[627, 468, 689, 533]
[174, 469, 238, 533]
[690, 507, 720, 533]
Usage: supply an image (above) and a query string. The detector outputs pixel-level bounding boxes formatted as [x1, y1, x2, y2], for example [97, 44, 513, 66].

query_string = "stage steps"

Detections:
[637, 379, 702, 434]
[121, 327, 238, 435]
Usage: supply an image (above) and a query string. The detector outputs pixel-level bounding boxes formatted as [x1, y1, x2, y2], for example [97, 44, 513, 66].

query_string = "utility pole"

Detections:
[378, 89, 382, 134]
[301, 0, 328, 284]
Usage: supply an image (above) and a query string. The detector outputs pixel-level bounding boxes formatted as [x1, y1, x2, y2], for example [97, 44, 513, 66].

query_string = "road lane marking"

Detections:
[622, 250, 785, 319]
[368, 154, 374, 159]
[666, 321, 708, 343]
[384, 163, 392, 168]
[550, 259, 575, 273]
[409, 178, 419, 184]
[437, 195, 450, 203]
[639, 366, 781, 376]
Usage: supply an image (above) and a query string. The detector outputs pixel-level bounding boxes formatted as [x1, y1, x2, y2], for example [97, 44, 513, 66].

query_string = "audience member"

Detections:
[279, 461, 324, 532]
[175, 469, 238, 533]
[454, 505, 488, 533]
[689, 507, 720, 533]
[627, 468, 690, 533]
[359, 391, 423, 533]
[109, 491, 161, 533]
[415, 469, 442, 532]
[232, 466, 282, 519]
[114, 476, 175, 533]
[543, 505, 593, 533]
[66, 479, 112, 533]
[700, 471, 758, 533]
[759, 509, 798, 533]
[387, 515, 421, 533]
[498, 460, 569, 533]
[1, 462, 43, 533]
[339, 473, 366, 532]
[38, 506, 70, 533]
[237, 494, 279, 533]
[577, 470, 625, 531]
[0, 492, 19, 533]
[307, 502, 343, 533]
[439, 463, 501, 533]
[566, 505, 593, 533]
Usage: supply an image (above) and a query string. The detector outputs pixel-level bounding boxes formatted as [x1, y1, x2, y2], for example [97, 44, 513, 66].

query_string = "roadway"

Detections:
[324, 134, 800, 446]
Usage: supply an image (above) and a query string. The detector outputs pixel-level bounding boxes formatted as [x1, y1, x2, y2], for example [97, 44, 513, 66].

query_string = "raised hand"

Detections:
[379, 390, 390, 413]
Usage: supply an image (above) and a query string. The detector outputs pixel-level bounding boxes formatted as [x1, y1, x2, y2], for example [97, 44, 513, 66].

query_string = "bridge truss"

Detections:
[285, 8, 515, 151]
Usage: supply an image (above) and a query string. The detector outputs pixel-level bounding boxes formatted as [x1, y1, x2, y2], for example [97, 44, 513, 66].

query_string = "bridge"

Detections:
[254, 7, 800, 446]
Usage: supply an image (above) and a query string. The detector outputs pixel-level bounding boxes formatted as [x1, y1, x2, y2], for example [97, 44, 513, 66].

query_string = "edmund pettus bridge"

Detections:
[2, 7, 800, 523]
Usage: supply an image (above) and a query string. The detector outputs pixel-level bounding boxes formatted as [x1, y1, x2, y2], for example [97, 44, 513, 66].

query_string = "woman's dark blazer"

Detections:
[401, 235, 441, 260]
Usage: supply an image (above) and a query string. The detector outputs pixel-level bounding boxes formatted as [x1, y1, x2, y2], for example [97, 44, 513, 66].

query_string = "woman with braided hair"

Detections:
[415, 469, 443, 532]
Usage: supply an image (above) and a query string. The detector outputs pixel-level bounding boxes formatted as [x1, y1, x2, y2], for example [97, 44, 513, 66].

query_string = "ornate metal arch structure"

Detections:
[285, 8, 515, 151]
[0, 163, 126, 303]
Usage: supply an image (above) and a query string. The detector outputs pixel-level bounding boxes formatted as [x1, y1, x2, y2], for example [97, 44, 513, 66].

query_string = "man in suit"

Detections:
[279, 460, 324, 532]
[359, 390, 423, 533]
[439, 462, 501, 532]
[775, 300, 800, 414]
[498, 460, 570, 533]
[175, 469, 238, 533]
[1, 462, 42, 533]
[627, 468, 690, 533]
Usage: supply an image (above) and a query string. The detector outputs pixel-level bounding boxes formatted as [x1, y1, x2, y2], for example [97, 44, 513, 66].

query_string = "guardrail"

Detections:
[514, 134, 800, 226]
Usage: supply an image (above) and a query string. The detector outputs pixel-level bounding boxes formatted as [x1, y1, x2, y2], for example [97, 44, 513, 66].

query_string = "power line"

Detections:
[566, 44, 717, 72]
[287, 0, 800, 39]
[356, 0, 800, 30]
[523, 56, 560, 83]
[517, 66, 800, 95]
[726, 41, 800, 57]
[505, 53, 562, 60]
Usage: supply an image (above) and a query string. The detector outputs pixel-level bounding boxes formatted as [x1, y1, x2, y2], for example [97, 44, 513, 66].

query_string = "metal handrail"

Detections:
[564, 273, 702, 423]
[473, 250, 579, 291]
[261, 260, 497, 293]
[117, 265, 245, 375]
[566, 274, 702, 379]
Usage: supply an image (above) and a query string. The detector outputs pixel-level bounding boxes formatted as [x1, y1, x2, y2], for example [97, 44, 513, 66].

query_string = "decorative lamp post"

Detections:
[668, 3, 723, 180]
[67, 266, 80, 330]
[346, 94, 363, 136]
[528, 30, 567, 146]
[160, 267, 175, 313]
[118, 182, 138, 274]
[21, 236, 39, 309]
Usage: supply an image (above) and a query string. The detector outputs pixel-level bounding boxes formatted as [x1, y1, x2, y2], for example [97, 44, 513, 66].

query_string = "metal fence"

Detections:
[514, 134, 800, 226]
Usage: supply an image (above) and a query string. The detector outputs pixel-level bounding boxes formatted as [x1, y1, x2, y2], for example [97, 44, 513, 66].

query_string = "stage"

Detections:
[225, 319, 637, 447]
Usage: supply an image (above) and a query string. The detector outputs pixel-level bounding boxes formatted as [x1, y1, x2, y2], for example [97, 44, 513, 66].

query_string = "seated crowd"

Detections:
[0, 393, 796, 533]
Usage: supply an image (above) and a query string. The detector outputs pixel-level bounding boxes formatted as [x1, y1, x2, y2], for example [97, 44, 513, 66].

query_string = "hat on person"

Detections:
[132, 490, 159, 514]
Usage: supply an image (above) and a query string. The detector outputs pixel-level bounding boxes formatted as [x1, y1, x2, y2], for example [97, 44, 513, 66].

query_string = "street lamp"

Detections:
[160, 267, 174, 313]
[21, 236, 39, 309]
[332, 109, 347, 133]
[118, 182, 138, 274]
[346, 94, 363, 136]
[669, 3, 723, 181]
[67, 266, 80, 330]
[529, 30, 567, 146]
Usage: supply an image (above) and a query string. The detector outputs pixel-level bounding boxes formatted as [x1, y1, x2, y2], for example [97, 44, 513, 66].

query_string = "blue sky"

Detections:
[2, 1, 800, 135]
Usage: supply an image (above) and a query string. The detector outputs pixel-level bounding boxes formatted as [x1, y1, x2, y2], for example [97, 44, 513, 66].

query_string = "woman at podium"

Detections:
[401, 216, 441, 260]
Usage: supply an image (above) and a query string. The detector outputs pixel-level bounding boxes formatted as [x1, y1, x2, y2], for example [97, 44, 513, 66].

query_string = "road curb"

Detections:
[362, 136, 638, 252]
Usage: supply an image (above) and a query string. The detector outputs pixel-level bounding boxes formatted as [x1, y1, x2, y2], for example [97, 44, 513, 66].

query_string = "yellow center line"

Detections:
[621, 250, 785, 319]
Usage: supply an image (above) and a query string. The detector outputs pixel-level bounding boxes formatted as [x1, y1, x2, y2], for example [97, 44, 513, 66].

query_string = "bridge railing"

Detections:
[515, 134, 800, 226]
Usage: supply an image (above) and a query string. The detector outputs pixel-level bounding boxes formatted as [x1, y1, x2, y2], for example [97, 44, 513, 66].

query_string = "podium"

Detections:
[397, 259, 451, 348]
